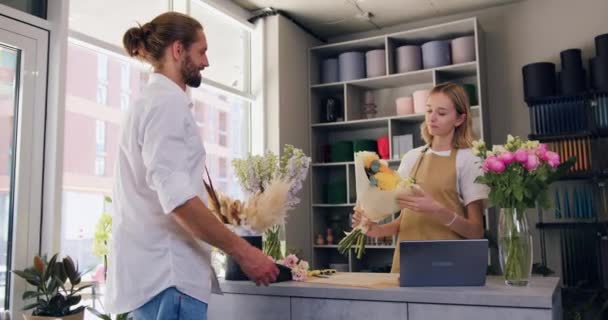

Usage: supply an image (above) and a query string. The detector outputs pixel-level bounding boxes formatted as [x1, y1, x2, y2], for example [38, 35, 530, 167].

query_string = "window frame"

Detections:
[0, 14, 49, 315]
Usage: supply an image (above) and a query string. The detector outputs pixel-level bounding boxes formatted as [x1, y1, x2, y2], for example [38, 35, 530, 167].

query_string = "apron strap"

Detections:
[409, 145, 430, 180]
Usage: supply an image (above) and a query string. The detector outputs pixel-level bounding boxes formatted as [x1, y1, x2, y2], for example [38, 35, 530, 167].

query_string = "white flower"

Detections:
[507, 134, 515, 143]
[472, 140, 485, 148]
[492, 145, 506, 154]
[297, 260, 310, 271]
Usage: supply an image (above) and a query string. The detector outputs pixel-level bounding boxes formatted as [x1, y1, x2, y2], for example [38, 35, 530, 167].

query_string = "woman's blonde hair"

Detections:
[420, 82, 476, 149]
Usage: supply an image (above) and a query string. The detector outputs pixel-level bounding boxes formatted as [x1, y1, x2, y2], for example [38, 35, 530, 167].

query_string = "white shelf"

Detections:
[312, 159, 401, 167]
[311, 105, 479, 128]
[312, 162, 352, 167]
[312, 203, 355, 208]
[313, 245, 395, 249]
[310, 61, 476, 90]
[310, 35, 386, 57]
[310, 82, 344, 91]
[311, 113, 424, 130]
[364, 245, 396, 249]
[433, 61, 478, 78]
[348, 69, 433, 90]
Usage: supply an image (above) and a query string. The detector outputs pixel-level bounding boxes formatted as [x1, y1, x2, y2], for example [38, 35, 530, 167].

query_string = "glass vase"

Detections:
[498, 207, 533, 286]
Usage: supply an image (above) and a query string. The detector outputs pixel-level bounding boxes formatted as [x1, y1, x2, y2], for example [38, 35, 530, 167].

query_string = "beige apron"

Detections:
[391, 148, 465, 273]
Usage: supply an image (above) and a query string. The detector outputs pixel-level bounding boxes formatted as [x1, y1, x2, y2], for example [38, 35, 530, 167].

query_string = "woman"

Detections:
[353, 82, 489, 273]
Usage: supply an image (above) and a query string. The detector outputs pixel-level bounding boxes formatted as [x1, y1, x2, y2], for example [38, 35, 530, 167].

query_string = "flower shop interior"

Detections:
[1, 0, 608, 319]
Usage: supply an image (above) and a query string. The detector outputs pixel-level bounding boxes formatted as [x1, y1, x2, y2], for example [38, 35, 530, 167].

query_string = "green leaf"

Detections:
[69, 283, 93, 295]
[12, 270, 40, 285]
[22, 290, 45, 300]
[66, 295, 81, 307]
[46, 277, 60, 295]
[22, 302, 42, 311]
[54, 261, 68, 284]
[63, 256, 77, 284]
[86, 307, 112, 320]
[44, 254, 59, 282]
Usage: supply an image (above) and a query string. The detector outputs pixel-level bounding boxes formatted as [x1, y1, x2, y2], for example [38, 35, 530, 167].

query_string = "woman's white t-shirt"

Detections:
[397, 146, 489, 207]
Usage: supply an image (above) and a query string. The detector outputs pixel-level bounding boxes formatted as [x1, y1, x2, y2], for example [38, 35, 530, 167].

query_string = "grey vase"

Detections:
[422, 40, 451, 69]
[321, 58, 339, 83]
[395, 45, 422, 73]
[365, 49, 386, 78]
[339, 51, 365, 81]
[451, 36, 475, 64]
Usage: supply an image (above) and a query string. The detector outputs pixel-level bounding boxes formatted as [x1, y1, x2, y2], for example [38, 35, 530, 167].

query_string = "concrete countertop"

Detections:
[218, 275, 560, 309]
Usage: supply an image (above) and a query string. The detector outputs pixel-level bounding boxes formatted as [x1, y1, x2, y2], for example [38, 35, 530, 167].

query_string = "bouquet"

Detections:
[205, 145, 311, 260]
[473, 135, 574, 210]
[274, 253, 310, 281]
[338, 151, 417, 259]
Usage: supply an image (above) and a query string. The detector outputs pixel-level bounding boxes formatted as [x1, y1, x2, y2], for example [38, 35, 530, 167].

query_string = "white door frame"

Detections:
[0, 14, 49, 315]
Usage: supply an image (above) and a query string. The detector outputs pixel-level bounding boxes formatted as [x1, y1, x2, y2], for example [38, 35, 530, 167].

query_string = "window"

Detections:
[190, 0, 249, 91]
[97, 54, 108, 83]
[62, 3, 257, 313]
[120, 62, 130, 91]
[95, 120, 105, 155]
[94, 157, 105, 176]
[0, 45, 17, 310]
[219, 157, 227, 178]
[120, 92, 130, 111]
[0, 0, 47, 19]
[219, 111, 228, 147]
[96, 54, 108, 105]
[0, 16, 49, 313]
[120, 63, 131, 111]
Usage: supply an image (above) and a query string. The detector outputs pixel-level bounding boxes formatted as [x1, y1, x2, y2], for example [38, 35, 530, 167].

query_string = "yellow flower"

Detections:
[379, 164, 391, 173]
[398, 176, 416, 188]
[374, 171, 401, 190]
[359, 152, 380, 168]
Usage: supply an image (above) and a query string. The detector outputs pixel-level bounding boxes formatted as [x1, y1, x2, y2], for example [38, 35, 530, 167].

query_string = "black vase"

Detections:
[522, 62, 556, 100]
[321, 97, 343, 122]
[225, 235, 262, 280]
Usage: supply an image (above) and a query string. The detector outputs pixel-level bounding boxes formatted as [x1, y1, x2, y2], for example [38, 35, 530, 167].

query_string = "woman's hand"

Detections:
[351, 208, 382, 238]
[396, 186, 443, 215]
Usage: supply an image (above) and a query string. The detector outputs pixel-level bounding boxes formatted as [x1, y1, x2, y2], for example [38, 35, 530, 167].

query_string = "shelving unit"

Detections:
[308, 18, 490, 271]
[526, 91, 608, 287]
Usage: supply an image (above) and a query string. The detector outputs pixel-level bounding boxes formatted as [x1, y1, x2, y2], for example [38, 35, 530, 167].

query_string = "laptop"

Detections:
[399, 239, 488, 287]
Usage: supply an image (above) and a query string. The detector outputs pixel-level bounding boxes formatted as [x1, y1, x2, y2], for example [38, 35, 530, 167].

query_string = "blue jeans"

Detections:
[130, 287, 208, 320]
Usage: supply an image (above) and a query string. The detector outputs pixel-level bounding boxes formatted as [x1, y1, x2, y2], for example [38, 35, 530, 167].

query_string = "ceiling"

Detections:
[234, 0, 519, 40]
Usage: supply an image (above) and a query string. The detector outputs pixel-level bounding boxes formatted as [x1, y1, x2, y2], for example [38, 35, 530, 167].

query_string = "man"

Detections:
[106, 12, 278, 320]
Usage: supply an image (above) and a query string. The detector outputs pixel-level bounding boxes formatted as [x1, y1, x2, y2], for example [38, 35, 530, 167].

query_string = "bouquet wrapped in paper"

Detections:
[338, 151, 417, 258]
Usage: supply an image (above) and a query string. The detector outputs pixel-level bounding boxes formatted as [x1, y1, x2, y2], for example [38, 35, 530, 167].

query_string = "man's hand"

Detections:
[233, 245, 279, 286]
[172, 197, 279, 286]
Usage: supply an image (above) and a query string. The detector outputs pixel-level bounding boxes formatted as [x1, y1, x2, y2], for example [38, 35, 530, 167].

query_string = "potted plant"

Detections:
[12, 254, 93, 320]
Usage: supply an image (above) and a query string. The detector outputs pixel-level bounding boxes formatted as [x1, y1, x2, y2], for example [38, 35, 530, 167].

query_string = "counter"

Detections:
[207, 273, 561, 320]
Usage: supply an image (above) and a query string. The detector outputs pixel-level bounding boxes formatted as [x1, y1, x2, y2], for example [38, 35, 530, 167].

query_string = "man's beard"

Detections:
[181, 54, 202, 88]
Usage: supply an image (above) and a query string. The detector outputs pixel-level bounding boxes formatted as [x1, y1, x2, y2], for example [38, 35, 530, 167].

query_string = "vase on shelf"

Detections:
[362, 91, 377, 119]
[498, 207, 533, 287]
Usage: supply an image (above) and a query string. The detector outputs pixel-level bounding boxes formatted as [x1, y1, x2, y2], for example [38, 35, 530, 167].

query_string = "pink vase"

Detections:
[413, 89, 431, 114]
[395, 97, 414, 115]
